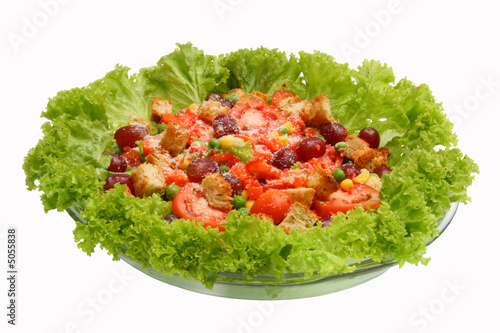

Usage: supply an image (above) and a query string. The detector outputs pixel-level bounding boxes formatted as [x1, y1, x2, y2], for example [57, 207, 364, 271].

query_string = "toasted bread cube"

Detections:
[364, 147, 390, 173]
[131, 163, 166, 198]
[251, 91, 269, 103]
[222, 88, 245, 98]
[281, 188, 315, 208]
[145, 148, 176, 169]
[306, 94, 335, 127]
[280, 202, 319, 233]
[128, 118, 151, 133]
[236, 93, 266, 105]
[345, 135, 376, 167]
[151, 97, 173, 123]
[306, 165, 339, 200]
[198, 100, 230, 123]
[201, 173, 233, 211]
[159, 122, 189, 157]
[281, 100, 311, 117]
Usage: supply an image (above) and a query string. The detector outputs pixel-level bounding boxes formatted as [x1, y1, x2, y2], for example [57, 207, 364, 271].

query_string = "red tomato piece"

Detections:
[160, 113, 176, 124]
[163, 168, 189, 187]
[230, 102, 287, 131]
[271, 90, 299, 107]
[209, 152, 240, 168]
[246, 159, 281, 180]
[262, 169, 306, 190]
[287, 112, 306, 132]
[312, 183, 381, 218]
[250, 190, 293, 224]
[172, 183, 227, 231]
[246, 179, 263, 200]
[120, 147, 142, 168]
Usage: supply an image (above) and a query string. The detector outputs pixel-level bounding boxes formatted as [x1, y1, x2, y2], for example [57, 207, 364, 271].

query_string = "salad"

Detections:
[23, 43, 478, 288]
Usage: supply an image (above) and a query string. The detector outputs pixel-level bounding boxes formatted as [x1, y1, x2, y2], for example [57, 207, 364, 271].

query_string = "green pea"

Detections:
[334, 141, 348, 154]
[332, 168, 346, 181]
[219, 165, 230, 173]
[165, 184, 181, 200]
[208, 138, 222, 149]
[279, 126, 289, 135]
[225, 92, 240, 105]
[232, 195, 247, 209]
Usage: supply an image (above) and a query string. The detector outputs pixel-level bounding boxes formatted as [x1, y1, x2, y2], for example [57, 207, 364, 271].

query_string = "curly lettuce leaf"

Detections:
[220, 47, 302, 95]
[141, 42, 230, 112]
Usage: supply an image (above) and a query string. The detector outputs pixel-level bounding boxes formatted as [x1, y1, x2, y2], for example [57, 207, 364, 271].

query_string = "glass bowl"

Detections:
[67, 203, 458, 300]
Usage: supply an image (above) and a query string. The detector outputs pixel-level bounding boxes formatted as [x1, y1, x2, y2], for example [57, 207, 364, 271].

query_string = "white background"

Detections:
[1, 0, 498, 332]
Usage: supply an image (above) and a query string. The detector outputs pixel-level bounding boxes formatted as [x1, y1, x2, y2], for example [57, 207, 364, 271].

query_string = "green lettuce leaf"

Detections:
[141, 42, 230, 112]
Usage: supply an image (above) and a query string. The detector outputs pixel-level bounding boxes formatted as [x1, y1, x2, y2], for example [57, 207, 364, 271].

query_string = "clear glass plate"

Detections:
[67, 203, 458, 300]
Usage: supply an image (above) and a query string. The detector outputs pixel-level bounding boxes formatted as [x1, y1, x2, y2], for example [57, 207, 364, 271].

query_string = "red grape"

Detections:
[340, 164, 360, 179]
[270, 148, 299, 170]
[212, 114, 240, 138]
[222, 173, 243, 196]
[186, 158, 219, 183]
[164, 214, 179, 223]
[319, 122, 348, 146]
[358, 127, 380, 148]
[205, 93, 234, 109]
[296, 138, 326, 161]
[105, 152, 128, 172]
[114, 125, 149, 148]
[104, 174, 134, 194]
[375, 166, 392, 178]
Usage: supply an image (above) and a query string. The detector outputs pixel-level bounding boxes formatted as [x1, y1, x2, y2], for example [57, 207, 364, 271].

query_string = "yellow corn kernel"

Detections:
[188, 104, 198, 111]
[340, 178, 354, 190]
[271, 132, 280, 139]
[178, 155, 192, 169]
[353, 173, 370, 184]
[245, 200, 255, 210]
[278, 135, 288, 146]
[283, 122, 294, 134]
[240, 190, 249, 200]
[220, 135, 245, 149]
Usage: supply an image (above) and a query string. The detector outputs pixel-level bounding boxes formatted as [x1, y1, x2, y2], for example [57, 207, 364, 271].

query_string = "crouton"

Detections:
[279, 202, 319, 233]
[201, 173, 233, 211]
[306, 164, 339, 200]
[150, 97, 173, 123]
[364, 147, 390, 173]
[222, 88, 245, 99]
[198, 100, 230, 123]
[251, 91, 269, 103]
[306, 94, 335, 127]
[131, 163, 166, 198]
[145, 148, 176, 169]
[253, 213, 274, 223]
[236, 93, 266, 105]
[128, 118, 151, 133]
[345, 135, 389, 172]
[281, 100, 311, 117]
[345, 135, 376, 167]
[281, 188, 315, 208]
[159, 122, 189, 157]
